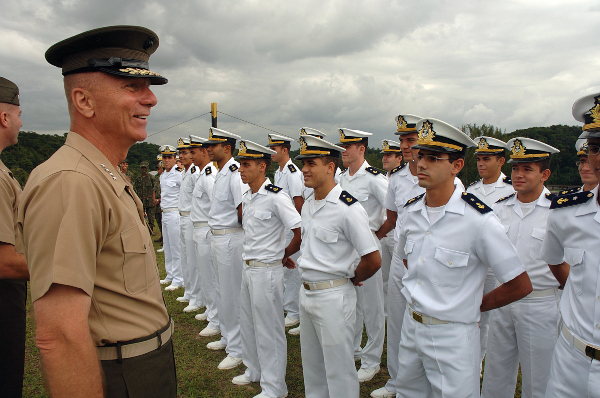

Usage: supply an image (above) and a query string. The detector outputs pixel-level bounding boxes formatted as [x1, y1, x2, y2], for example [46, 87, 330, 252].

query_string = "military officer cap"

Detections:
[381, 139, 401, 154]
[157, 154, 162, 161]
[295, 135, 345, 160]
[338, 128, 372, 145]
[206, 127, 241, 144]
[0, 77, 19, 106]
[299, 127, 326, 139]
[140, 161, 149, 167]
[506, 137, 559, 163]
[236, 140, 276, 160]
[267, 133, 295, 147]
[412, 118, 476, 155]
[177, 137, 192, 150]
[189, 134, 208, 147]
[45, 25, 167, 85]
[159, 145, 177, 156]
[576, 139, 588, 156]
[473, 136, 508, 154]
[395, 114, 422, 135]
[573, 92, 600, 138]
[121, 159, 129, 163]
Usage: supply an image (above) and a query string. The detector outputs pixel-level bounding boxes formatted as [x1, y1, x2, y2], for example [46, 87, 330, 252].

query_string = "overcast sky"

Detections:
[2, 0, 599, 148]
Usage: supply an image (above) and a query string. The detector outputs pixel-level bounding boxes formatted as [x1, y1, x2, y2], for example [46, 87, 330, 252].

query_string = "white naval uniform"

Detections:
[298, 184, 378, 398]
[191, 163, 220, 332]
[339, 160, 388, 371]
[541, 187, 600, 398]
[395, 186, 526, 398]
[240, 179, 301, 398]
[208, 157, 249, 358]
[274, 159, 304, 321]
[482, 188, 559, 398]
[466, 172, 515, 364]
[160, 166, 183, 286]
[179, 164, 201, 306]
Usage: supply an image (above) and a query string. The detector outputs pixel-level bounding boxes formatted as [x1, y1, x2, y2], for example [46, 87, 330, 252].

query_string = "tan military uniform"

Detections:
[0, 159, 21, 251]
[18, 132, 168, 345]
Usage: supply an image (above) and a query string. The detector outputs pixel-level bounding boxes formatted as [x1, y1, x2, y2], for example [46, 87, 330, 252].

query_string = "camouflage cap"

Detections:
[0, 77, 19, 106]
[140, 161, 149, 167]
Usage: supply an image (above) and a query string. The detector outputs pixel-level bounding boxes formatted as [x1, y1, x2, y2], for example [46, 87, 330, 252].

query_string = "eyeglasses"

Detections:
[417, 154, 451, 163]
[576, 159, 589, 167]
[588, 144, 600, 156]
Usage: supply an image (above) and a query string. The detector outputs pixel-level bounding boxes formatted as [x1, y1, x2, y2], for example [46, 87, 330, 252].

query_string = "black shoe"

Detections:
[154, 237, 163, 243]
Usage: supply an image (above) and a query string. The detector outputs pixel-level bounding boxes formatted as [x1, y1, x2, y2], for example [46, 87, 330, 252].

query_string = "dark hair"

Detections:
[537, 158, 551, 172]
[260, 158, 272, 172]
[281, 142, 291, 152]
[356, 140, 368, 149]
[448, 152, 465, 163]
[321, 155, 340, 172]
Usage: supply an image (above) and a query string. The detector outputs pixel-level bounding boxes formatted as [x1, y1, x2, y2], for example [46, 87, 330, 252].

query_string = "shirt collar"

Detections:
[256, 178, 272, 196]
[219, 157, 236, 175]
[325, 183, 343, 203]
[409, 184, 466, 215]
[576, 185, 600, 218]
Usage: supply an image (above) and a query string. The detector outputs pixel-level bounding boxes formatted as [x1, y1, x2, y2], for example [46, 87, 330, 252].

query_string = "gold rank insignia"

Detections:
[118, 67, 164, 78]
[178, 138, 184, 147]
[418, 120, 435, 143]
[550, 191, 594, 209]
[265, 184, 282, 193]
[300, 128, 307, 135]
[397, 115, 407, 130]
[511, 139, 526, 157]
[299, 137, 308, 152]
[340, 190, 358, 205]
[239, 141, 247, 154]
[478, 138, 488, 150]
[589, 99, 600, 124]
[383, 140, 390, 150]
[461, 192, 492, 214]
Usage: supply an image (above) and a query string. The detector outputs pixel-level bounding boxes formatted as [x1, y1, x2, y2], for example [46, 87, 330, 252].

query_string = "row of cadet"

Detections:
[149, 97, 599, 398]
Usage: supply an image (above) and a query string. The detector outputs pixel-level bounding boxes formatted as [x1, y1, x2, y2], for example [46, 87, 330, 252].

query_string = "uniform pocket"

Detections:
[121, 225, 152, 294]
[215, 190, 229, 201]
[530, 227, 546, 259]
[313, 226, 339, 263]
[431, 247, 469, 287]
[564, 247, 585, 296]
[253, 211, 272, 221]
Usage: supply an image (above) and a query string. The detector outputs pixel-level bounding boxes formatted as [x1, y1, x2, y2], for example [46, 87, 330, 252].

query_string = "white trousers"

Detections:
[380, 235, 394, 316]
[193, 226, 220, 331]
[481, 294, 560, 398]
[162, 211, 183, 286]
[479, 268, 497, 362]
[283, 229, 301, 320]
[545, 326, 600, 398]
[384, 251, 407, 394]
[300, 282, 359, 398]
[240, 264, 287, 398]
[395, 309, 481, 398]
[354, 239, 385, 370]
[211, 230, 244, 358]
[180, 216, 203, 307]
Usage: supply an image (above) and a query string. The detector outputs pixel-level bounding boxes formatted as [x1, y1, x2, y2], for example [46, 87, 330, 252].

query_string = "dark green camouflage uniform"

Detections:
[134, 173, 155, 232]
[154, 174, 162, 237]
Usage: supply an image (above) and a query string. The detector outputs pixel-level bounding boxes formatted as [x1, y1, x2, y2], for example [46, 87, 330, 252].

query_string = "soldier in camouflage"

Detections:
[154, 160, 163, 242]
[134, 161, 156, 234]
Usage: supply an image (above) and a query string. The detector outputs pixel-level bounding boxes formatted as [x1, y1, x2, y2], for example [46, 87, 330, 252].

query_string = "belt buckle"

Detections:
[303, 282, 311, 290]
[585, 345, 600, 360]
[412, 311, 423, 324]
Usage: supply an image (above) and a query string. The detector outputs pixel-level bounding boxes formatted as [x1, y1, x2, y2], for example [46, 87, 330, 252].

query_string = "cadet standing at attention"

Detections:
[296, 134, 381, 398]
[481, 138, 560, 398]
[232, 140, 301, 398]
[135, 161, 156, 234]
[17, 26, 175, 397]
[572, 139, 598, 193]
[394, 118, 532, 398]
[154, 156, 164, 245]
[0, 76, 29, 398]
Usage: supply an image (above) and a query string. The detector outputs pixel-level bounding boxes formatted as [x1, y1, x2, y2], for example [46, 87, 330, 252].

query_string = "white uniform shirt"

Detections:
[466, 172, 515, 207]
[160, 166, 182, 209]
[242, 179, 302, 263]
[208, 157, 249, 230]
[385, 163, 425, 242]
[190, 163, 217, 223]
[398, 186, 526, 323]
[274, 159, 304, 199]
[541, 186, 600, 344]
[339, 160, 388, 232]
[303, 168, 341, 200]
[493, 188, 558, 290]
[178, 164, 200, 212]
[298, 184, 379, 282]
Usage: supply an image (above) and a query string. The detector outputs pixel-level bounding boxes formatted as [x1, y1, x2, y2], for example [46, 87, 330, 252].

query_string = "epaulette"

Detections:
[545, 193, 556, 201]
[503, 176, 512, 185]
[461, 192, 493, 214]
[191, 166, 197, 173]
[557, 187, 581, 196]
[340, 190, 358, 205]
[366, 167, 384, 176]
[205, 167, 212, 175]
[176, 166, 183, 172]
[495, 193, 516, 204]
[288, 164, 298, 173]
[468, 179, 481, 188]
[404, 193, 425, 207]
[389, 163, 407, 176]
[265, 184, 282, 193]
[229, 164, 238, 172]
[550, 191, 594, 209]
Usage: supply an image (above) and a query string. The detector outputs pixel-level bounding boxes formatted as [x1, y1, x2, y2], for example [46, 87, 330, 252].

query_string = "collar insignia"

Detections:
[461, 192, 492, 214]
[495, 193, 516, 204]
[229, 164, 238, 172]
[265, 184, 282, 193]
[288, 164, 297, 173]
[550, 191, 594, 209]
[340, 190, 358, 205]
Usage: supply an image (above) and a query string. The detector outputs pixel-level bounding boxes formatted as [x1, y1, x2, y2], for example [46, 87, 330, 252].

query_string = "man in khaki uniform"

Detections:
[135, 161, 156, 234]
[0, 76, 29, 398]
[17, 26, 175, 397]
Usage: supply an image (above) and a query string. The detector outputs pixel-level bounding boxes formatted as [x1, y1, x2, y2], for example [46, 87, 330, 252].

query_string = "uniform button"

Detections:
[426, 231, 431, 235]
[597, 324, 600, 330]
[418, 280, 422, 285]
[518, 236, 522, 240]
[448, 261, 453, 265]
[419, 257, 424, 262]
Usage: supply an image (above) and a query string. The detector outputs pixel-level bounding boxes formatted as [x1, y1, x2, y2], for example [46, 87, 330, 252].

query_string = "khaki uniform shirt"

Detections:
[0, 159, 21, 252]
[18, 132, 168, 345]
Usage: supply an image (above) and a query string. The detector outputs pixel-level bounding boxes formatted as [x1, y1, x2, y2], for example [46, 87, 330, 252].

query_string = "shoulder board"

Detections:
[389, 162, 407, 175]
[461, 192, 493, 214]
[265, 184, 282, 193]
[340, 190, 358, 205]
[495, 192, 516, 204]
[468, 178, 481, 188]
[557, 187, 581, 196]
[550, 191, 594, 209]
[366, 166, 383, 176]
[205, 167, 212, 175]
[191, 166, 197, 173]
[404, 193, 425, 207]
[503, 176, 512, 184]
[176, 166, 183, 172]
[229, 164, 238, 172]
[545, 193, 556, 201]
[288, 164, 298, 173]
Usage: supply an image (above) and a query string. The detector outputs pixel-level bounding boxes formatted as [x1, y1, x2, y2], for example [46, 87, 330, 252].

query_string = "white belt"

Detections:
[162, 208, 178, 213]
[97, 319, 174, 361]
[193, 221, 209, 228]
[211, 227, 243, 235]
[179, 211, 190, 216]
[526, 287, 557, 298]
[302, 278, 349, 291]
[245, 260, 282, 268]
[407, 304, 450, 325]
[561, 323, 600, 360]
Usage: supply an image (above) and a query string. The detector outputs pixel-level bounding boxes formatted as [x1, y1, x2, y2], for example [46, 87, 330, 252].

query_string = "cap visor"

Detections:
[411, 144, 461, 154]
[99, 67, 167, 85]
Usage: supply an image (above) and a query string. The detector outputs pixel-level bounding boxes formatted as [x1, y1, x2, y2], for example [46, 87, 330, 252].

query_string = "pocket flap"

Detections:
[434, 247, 469, 268]
[404, 240, 415, 255]
[531, 227, 546, 241]
[315, 226, 338, 243]
[121, 226, 147, 253]
[253, 210, 272, 220]
[564, 247, 584, 266]
[193, 190, 203, 198]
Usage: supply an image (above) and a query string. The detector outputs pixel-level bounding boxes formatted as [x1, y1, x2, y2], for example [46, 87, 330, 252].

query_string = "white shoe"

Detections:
[288, 326, 300, 335]
[157, 247, 164, 253]
[371, 386, 394, 398]
[218, 355, 243, 370]
[232, 374, 252, 385]
[176, 296, 189, 303]
[183, 305, 201, 313]
[358, 365, 380, 383]
[199, 326, 220, 337]
[159, 279, 171, 285]
[206, 340, 227, 350]
[164, 284, 183, 291]
[284, 316, 300, 327]
[195, 312, 207, 321]
[253, 393, 288, 398]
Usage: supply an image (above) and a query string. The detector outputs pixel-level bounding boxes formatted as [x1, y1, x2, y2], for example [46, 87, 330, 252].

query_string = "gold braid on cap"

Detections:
[475, 137, 504, 153]
[299, 137, 330, 155]
[416, 121, 462, 151]
[209, 129, 227, 142]
[584, 101, 600, 131]
[268, 136, 284, 145]
[510, 139, 548, 159]
[238, 142, 263, 158]
[577, 141, 589, 156]
[339, 129, 363, 143]
[397, 115, 417, 132]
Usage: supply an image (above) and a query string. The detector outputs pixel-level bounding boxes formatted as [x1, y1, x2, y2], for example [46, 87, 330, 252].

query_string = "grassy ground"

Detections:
[22, 227, 522, 397]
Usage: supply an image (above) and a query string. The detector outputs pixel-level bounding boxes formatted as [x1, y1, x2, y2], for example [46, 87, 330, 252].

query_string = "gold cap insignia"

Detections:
[589, 99, 600, 124]
[511, 139, 526, 157]
[239, 141, 247, 154]
[418, 120, 435, 142]
[383, 140, 390, 150]
[339, 129, 346, 140]
[478, 138, 488, 150]
[300, 128, 306, 135]
[397, 115, 407, 130]
[178, 138, 184, 146]
[299, 137, 308, 152]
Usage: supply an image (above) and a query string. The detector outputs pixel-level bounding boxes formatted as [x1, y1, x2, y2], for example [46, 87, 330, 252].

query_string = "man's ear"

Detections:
[71, 88, 95, 118]
[541, 168, 551, 183]
[451, 157, 465, 176]
[0, 111, 9, 128]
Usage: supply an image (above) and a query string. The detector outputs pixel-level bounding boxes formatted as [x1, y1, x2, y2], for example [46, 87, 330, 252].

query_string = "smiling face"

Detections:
[302, 157, 335, 188]
[578, 155, 597, 186]
[340, 142, 364, 167]
[382, 153, 402, 171]
[178, 148, 193, 167]
[476, 154, 505, 181]
[399, 132, 419, 162]
[511, 162, 550, 196]
[588, 138, 600, 182]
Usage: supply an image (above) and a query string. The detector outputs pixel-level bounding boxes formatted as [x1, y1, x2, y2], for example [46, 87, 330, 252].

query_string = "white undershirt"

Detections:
[412, 175, 419, 184]
[517, 199, 536, 217]
[425, 204, 446, 224]
[483, 182, 495, 195]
